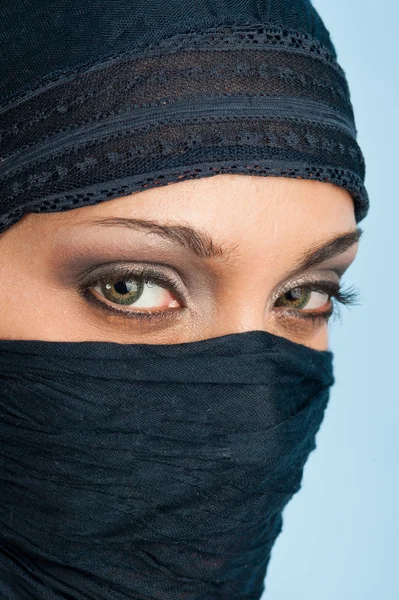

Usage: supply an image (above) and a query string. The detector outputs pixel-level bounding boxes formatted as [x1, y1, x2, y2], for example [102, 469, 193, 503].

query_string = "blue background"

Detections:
[263, 1, 398, 598]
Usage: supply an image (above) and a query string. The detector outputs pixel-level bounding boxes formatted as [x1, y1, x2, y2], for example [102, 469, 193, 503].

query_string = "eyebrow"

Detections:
[289, 225, 363, 275]
[80, 216, 363, 271]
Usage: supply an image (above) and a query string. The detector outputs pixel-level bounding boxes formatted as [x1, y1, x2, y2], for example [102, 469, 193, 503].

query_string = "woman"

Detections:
[0, 0, 368, 598]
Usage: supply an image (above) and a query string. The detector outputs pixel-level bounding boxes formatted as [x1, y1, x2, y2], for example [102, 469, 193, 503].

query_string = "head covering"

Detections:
[0, 0, 369, 236]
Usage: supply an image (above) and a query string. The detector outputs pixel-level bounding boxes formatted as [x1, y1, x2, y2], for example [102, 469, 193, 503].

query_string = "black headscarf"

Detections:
[0, 0, 368, 236]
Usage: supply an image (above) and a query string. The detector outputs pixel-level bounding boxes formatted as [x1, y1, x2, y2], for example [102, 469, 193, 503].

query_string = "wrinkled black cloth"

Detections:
[0, 330, 334, 599]
[0, 0, 369, 236]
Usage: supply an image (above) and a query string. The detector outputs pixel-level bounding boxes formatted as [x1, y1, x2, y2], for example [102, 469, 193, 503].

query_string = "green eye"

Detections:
[89, 268, 182, 312]
[272, 280, 361, 327]
[98, 279, 145, 306]
[275, 287, 313, 309]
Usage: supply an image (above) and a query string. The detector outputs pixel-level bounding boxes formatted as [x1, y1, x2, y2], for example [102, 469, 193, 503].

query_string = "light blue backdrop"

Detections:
[263, 1, 398, 598]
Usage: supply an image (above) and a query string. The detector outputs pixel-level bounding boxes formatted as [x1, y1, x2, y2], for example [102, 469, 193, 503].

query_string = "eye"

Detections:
[272, 279, 360, 327]
[274, 286, 330, 311]
[79, 264, 185, 322]
[92, 277, 180, 311]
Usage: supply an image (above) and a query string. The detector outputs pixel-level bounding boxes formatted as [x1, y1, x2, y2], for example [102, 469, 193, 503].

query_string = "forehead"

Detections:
[21, 175, 356, 267]
[77, 174, 356, 236]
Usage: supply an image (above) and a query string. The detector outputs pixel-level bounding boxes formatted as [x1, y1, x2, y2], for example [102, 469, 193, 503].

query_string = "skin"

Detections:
[0, 175, 360, 350]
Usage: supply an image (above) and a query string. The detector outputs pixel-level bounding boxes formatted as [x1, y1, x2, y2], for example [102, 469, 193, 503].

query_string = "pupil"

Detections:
[114, 281, 132, 295]
[288, 288, 302, 300]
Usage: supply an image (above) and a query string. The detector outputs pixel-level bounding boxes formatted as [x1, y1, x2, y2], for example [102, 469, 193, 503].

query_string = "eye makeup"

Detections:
[52, 223, 361, 338]
[72, 260, 360, 332]
[76, 262, 187, 325]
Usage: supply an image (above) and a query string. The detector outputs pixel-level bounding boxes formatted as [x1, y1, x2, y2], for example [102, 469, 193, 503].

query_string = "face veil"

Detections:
[0, 331, 334, 599]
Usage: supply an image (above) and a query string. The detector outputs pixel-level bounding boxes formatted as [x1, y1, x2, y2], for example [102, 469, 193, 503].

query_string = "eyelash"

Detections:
[78, 264, 360, 328]
[274, 279, 360, 328]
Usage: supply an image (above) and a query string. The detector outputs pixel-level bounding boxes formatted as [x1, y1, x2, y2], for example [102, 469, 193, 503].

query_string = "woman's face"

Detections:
[0, 175, 360, 350]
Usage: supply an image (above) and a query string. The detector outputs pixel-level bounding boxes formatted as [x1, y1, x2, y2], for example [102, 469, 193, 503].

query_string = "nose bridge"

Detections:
[212, 273, 271, 335]
[204, 226, 284, 336]
[229, 299, 269, 333]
